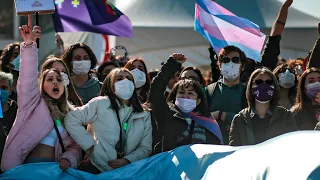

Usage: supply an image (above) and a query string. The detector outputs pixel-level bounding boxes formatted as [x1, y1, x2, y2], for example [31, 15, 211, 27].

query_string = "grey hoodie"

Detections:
[74, 77, 101, 104]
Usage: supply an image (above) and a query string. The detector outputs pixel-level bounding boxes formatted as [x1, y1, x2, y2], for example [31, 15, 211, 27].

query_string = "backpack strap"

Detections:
[206, 82, 218, 109]
[52, 118, 66, 153]
[115, 110, 124, 158]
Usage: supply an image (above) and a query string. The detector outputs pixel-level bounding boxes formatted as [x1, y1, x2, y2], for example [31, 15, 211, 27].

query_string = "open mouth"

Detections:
[53, 86, 60, 94]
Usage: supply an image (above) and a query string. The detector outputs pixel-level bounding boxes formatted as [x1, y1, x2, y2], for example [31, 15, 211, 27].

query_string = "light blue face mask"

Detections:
[10, 55, 20, 71]
[0, 89, 9, 117]
[0, 89, 9, 104]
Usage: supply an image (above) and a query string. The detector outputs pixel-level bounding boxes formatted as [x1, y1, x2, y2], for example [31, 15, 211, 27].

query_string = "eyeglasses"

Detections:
[254, 79, 274, 85]
[221, 56, 241, 64]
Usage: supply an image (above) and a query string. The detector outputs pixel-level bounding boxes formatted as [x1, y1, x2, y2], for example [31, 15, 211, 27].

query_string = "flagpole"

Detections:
[35, 12, 39, 48]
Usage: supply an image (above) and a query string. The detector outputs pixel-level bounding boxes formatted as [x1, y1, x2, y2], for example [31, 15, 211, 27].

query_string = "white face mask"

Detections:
[114, 78, 135, 100]
[221, 62, 241, 81]
[60, 72, 70, 87]
[175, 98, 197, 113]
[278, 69, 295, 88]
[296, 65, 303, 75]
[131, 68, 146, 88]
[72, 60, 91, 75]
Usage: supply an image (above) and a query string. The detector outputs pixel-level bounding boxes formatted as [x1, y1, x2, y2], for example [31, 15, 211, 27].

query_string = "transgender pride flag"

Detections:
[195, 0, 266, 62]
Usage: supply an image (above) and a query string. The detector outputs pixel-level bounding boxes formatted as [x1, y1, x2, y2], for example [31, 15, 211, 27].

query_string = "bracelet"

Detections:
[218, 111, 222, 120]
[276, 20, 285, 26]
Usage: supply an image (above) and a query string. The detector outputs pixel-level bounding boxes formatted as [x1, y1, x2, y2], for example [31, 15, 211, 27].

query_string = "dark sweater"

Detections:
[205, 80, 247, 143]
[0, 100, 18, 164]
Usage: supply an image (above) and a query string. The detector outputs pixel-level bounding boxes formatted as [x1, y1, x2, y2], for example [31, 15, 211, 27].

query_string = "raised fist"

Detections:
[170, 53, 186, 64]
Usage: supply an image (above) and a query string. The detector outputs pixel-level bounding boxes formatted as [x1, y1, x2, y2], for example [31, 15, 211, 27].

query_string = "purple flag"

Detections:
[52, 0, 132, 38]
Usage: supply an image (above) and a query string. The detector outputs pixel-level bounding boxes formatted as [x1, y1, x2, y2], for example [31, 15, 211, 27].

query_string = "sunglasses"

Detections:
[279, 68, 295, 74]
[221, 56, 241, 64]
[254, 79, 274, 85]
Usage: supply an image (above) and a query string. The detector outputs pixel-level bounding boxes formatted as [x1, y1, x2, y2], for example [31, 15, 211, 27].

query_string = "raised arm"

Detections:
[270, 0, 292, 36]
[307, 24, 320, 68]
[17, 16, 42, 110]
[208, 44, 221, 83]
[261, 0, 292, 70]
[149, 54, 184, 135]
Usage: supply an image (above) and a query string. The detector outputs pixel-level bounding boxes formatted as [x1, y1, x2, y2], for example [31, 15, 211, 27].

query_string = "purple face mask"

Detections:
[252, 83, 275, 103]
[306, 82, 320, 99]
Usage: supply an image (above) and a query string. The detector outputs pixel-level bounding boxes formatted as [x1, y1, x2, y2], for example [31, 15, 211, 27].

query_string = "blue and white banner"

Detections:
[1, 131, 320, 180]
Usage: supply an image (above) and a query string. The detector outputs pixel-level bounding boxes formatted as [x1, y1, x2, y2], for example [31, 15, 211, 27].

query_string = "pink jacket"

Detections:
[1, 43, 81, 172]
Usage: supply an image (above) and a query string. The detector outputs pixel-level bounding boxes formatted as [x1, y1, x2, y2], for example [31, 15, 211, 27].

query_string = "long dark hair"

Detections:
[0, 42, 20, 73]
[179, 66, 205, 87]
[41, 57, 83, 106]
[273, 63, 298, 104]
[97, 61, 119, 82]
[124, 58, 151, 103]
[167, 79, 210, 117]
[100, 68, 143, 113]
[61, 43, 98, 75]
[293, 68, 320, 112]
[246, 68, 280, 109]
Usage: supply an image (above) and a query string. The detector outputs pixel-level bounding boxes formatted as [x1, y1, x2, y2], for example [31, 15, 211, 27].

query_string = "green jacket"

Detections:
[229, 106, 297, 146]
[74, 76, 101, 104]
[205, 80, 247, 143]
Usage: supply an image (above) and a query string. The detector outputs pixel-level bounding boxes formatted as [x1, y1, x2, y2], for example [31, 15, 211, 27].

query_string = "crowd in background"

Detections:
[1, 0, 320, 175]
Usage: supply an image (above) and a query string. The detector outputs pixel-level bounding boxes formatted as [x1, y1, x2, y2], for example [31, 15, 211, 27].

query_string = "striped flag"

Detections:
[195, 0, 266, 62]
[186, 112, 224, 145]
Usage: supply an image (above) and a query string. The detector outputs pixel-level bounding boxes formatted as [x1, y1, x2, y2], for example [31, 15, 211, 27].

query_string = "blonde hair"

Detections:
[38, 69, 73, 123]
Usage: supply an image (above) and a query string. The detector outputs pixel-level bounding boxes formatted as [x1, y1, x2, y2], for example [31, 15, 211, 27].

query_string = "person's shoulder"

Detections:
[239, 107, 250, 115]
[274, 106, 296, 120]
[275, 105, 293, 114]
[88, 96, 110, 106]
[133, 110, 151, 120]
[232, 107, 250, 122]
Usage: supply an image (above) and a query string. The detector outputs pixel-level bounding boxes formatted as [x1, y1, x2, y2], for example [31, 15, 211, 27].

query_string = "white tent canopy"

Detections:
[113, 0, 320, 69]
[53, 0, 319, 69]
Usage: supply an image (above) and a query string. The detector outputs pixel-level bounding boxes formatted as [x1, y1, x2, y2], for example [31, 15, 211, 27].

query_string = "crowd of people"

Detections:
[0, 0, 320, 175]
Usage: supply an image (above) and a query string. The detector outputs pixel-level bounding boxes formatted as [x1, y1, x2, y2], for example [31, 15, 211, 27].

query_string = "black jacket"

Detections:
[150, 58, 221, 152]
[229, 106, 297, 146]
